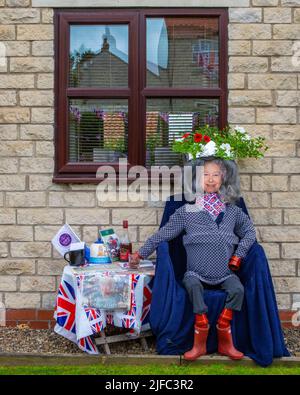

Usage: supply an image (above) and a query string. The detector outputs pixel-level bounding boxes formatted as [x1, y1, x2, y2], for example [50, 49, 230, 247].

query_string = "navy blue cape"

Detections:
[148, 195, 290, 367]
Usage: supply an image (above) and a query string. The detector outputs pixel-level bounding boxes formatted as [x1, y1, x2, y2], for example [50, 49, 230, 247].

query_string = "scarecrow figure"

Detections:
[131, 157, 256, 360]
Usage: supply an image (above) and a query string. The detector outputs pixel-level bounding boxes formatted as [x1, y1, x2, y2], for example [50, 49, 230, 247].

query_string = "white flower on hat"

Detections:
[234, 125, 246, 134]
[220, 143, 233, 157]
[234, 125, 251, 141]
[198, 140, 216, 157]
[241, 133, 251, 141]
[175, 137, 184, 142]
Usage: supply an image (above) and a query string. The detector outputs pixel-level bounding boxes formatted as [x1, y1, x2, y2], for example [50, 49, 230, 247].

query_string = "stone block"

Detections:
[229, 8, 262, 23]
[34, 225, 81, 241]
[20, 90, 54, 106]
[248, 74, 297, 90]
[17, 208, 63, 225]
[20, 276, 56, 291]
[0, 8, 40, 24]
[6, 0, 30, 6]
[273, 158, 300, 173]
[272, 192, 300, 208]
[11, 242, 51, 258]
[276, 91, 300, 107]
[0, 90, 17, 106]
[282, 243, 300, 259]
[264, 140, 296, 157]
[112, 208, 157, 225]
[0, 26, 15, 40]
[273, 278, 300, 293]
[31, 107, 54, 123]
[0, 125, 18, 140]
[6, 192, 46, 207]
[20, 124, 53, 140]
[290, 176, 300, 191]
[228, 90, 272, 106]
[273, 24, 300, 39]
[35, 142, 54, 157]
[49, 192, 96, 207]
[229, 57, 268, 73]
[17, 24, 53, 40]
[0, 175, 25, 190]
[228, 41, 251, 56]
[236, 158, 272, 173]
[0, 108, 30, 123]
[228, 73, 245, 89]
[271, 57, 300, 72]
[66, 209, 109, 225]
[0, 209, 15, 224]
[0, 158, 18, 174]
[32, 41, 54, 56]
[0, 226, 33, 241]
[37, 74, 54, 89]
[0, 74, 34, 89]
[259, 226, 300, 242]
[269, 260, 296, 276]
[10, 57, 54, 73]
[257, 108, 296, 124]
[0, 242, 8, 258]
[0, 276, 17, 291]
[250, 209, 282, 225]
[264, 8, 292, 23]
[5, 292, 40, 309]
[284, 209, 300, 224]
[253, 40, 293, 56]
[260, 242, 280, 259]
[0, 259, 35, 275]
[252, 175, 288, 191]
[20, 158, 54, 173]
[273, 125, 300, 140]
[228, 108, 255, 123]
[229, 23, 271, 39]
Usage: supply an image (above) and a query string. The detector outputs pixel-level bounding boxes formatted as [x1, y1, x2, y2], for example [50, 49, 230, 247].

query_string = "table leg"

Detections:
[140, 337, 149, 352]
[100, 331, 111, 355]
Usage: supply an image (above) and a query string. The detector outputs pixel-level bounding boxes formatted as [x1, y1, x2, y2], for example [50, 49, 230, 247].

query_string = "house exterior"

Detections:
[0, 0, 299, 329]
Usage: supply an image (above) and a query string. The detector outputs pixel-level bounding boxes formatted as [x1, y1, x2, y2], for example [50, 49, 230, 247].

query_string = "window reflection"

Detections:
[146, 17, 219, 87]
[146, 98, 219, 167]
[69, 25, 129, 88]
[69, 99, 128, 163]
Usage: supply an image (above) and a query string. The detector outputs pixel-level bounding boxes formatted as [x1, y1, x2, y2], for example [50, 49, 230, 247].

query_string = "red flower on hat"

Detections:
[194, 133, 203, 143]
[203, 135, 211, 143]
[182, 133, 190, 138]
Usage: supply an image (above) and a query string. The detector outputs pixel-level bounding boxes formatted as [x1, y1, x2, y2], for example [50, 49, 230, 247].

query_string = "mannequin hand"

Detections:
[129, 252, 142, 268]
[228, 255, 242, 271]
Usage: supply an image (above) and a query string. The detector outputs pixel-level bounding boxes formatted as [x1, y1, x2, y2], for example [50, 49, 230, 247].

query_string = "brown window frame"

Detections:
[53, 8, 228, 184]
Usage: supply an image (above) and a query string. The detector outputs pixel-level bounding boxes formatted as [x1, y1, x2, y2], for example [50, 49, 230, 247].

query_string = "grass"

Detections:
[0, 364, 300, 375]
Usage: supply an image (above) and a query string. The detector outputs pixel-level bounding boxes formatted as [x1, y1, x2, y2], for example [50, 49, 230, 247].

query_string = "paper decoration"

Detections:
[51, 223, 81, 257]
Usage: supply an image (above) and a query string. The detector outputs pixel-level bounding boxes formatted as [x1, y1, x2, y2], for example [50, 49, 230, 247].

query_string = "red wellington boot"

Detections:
[184, 314, 209, 361]
[217, 325, 244, 360]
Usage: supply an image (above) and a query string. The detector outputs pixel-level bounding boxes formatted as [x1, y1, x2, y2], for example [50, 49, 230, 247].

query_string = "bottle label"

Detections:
[120, 247, 129, 262]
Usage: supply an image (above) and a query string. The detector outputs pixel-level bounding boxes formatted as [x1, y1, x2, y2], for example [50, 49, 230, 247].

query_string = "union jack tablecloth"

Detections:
[54, 265, 153, 354]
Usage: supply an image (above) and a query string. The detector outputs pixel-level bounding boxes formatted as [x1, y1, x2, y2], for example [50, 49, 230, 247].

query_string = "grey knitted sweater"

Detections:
[138, 201, 257, 284]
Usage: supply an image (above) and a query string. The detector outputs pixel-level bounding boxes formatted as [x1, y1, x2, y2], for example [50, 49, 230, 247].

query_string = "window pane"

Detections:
[146, 98, 219, 167]
[69, 99, 128, 163]
[146, 17, 219, 88]
[69, 25, 129, 87]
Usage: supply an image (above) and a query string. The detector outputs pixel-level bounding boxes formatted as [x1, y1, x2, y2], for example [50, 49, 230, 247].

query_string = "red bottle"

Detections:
[119, 220, 132, 262]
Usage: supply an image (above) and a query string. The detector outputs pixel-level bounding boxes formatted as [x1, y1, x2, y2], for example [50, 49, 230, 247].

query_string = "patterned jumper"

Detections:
[138, 199, 257, 285]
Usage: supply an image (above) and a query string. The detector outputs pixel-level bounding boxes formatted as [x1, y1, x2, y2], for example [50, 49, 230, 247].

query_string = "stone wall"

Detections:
[0, 1, 299, 319]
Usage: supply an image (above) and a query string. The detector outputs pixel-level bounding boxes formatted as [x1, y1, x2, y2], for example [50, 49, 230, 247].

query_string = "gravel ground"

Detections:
[0, 325, 298, 356]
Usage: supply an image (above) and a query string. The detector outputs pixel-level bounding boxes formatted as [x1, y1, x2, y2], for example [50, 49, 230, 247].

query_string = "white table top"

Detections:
[67, 261, 155, 277]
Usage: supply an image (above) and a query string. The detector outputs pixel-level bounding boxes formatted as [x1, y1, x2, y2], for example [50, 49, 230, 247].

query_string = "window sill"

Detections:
[33, 0, 248, 8]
